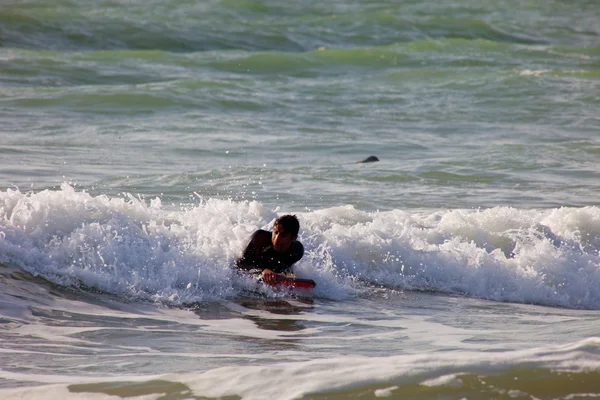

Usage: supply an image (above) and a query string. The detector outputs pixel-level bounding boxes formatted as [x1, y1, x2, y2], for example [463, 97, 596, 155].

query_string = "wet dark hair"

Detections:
[274, 214, 300, 236]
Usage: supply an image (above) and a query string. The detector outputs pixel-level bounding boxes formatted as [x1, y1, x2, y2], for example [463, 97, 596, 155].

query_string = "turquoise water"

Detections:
[2, 0, 599, 210]
[1, 0, 600, 398]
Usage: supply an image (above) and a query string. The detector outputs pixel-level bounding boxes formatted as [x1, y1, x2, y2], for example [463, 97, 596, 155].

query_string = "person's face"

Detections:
[271, 224, 296, 253]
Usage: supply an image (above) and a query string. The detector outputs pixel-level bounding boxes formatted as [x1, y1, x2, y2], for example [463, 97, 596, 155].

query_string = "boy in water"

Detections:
[236, 215, 304, 284]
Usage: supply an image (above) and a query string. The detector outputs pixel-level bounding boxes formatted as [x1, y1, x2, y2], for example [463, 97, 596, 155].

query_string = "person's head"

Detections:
[271, 215, 300, 253]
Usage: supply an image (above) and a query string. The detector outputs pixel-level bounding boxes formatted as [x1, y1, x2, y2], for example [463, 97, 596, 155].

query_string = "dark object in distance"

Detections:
[357, 155, 379, 163]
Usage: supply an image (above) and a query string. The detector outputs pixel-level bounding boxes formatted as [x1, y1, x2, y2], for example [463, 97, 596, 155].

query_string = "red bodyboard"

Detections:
[270, 275, 316, 290]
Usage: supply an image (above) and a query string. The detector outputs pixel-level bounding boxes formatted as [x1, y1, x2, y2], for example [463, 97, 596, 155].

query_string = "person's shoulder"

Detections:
[251, 229, 272, 247]
[291, 240, 304, 253]
[252, 229, 271, 238]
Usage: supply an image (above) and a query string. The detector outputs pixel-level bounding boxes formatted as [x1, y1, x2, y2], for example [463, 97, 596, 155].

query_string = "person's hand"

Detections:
[261, 269, 277, 284]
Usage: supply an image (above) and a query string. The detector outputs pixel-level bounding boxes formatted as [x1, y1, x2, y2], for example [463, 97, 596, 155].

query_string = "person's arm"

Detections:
[287, 241, 304, 265]
[262, 241, 304, 283]
[235, 230, 271, 270]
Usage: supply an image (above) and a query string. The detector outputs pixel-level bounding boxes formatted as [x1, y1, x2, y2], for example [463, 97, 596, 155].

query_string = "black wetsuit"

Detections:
[236, 229, 304, 274]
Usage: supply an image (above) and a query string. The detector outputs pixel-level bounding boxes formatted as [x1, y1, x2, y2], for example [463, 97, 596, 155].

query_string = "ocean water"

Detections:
[1, 0, 600, 398]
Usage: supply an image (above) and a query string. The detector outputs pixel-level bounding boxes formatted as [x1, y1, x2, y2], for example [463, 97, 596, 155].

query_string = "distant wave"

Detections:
[6, 37, 595, 91]
[1, 4, 549, 53]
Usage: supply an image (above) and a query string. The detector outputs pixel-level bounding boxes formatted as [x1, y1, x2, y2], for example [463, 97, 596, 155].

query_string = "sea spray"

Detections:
[0, 184, 271, 302]
[2, 185, 600, 309]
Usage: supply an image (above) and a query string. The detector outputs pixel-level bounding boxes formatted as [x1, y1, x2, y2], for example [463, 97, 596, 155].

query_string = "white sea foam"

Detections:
[519, 69, 551, 77]
[1, 185, 600, 308]
[1, 337, 599, 400]
[155, 338, 600, 399]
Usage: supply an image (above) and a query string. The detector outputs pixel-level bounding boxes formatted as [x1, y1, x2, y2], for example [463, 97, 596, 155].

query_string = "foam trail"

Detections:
[1, 338, 600, 400]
